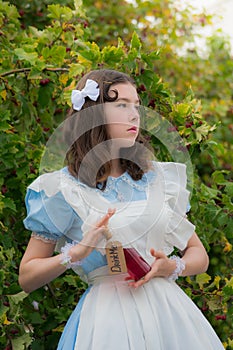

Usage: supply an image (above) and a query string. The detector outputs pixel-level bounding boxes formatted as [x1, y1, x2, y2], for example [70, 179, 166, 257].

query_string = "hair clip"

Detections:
[71, 79, 100, 111]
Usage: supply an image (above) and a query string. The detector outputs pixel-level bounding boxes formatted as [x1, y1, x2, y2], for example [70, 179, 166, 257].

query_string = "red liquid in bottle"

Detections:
[123, 247, 151, 281]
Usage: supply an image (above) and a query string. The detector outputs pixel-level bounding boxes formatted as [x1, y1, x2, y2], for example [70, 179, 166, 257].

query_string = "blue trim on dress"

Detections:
[57, 287, 91, 349]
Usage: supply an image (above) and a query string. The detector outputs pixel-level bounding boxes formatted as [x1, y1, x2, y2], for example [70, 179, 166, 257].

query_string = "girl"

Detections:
[19, 69, 224, 349]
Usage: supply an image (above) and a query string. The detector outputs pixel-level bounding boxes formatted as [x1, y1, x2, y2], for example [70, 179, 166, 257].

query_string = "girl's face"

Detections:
[104, 83, 140, 148]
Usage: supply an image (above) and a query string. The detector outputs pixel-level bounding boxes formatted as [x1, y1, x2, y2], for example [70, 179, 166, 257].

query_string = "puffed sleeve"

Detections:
[23, 172, 76, 242]
[161, 162, 195, 252]
[146, 162, 195, 256]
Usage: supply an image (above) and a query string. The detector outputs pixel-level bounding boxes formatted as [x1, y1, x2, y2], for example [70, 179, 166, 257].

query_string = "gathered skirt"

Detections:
[57, 266, 224, 350]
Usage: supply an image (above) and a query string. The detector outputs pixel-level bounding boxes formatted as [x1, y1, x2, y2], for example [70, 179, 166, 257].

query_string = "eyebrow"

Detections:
[116, 97, 140, 104]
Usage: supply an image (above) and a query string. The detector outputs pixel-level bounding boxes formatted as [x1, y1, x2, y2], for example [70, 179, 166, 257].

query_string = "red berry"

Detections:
[167, 126, 178, 132]
[19, 9, 25, 16]
[185, 121, 193, 128]
[54, 108, 63, 115]
[215, 315, 226, 320]
[4, 345, 11, 350]
[199, 17, 206, 25]
[36, 11, 43, 17]
[40, 78, 50, 86]
[192, 289, 199, 295]
[1, 185, 8, 195]
[201, 306, 208, 312]
[83, 21, 89, 28]
[148, 99, 155, 108]
[30, 166, 36, 174]
[137, 84, 146, 92]
[177, 145, 188, 153]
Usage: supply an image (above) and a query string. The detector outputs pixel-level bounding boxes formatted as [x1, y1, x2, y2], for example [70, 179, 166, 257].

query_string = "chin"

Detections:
[119, 139, 136, 148]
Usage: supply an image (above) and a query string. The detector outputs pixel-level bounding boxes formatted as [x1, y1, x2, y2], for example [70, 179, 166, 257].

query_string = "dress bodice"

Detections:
[24, 162, 195, 283]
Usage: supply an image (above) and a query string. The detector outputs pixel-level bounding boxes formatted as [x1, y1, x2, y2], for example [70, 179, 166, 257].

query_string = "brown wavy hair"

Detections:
[65, 69, 152, 189]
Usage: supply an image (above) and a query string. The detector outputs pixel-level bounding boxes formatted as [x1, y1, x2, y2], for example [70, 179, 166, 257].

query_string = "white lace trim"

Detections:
[31, 232, 57, 244]
[28, 166, 157, 204]
[61, 167, 156, 202]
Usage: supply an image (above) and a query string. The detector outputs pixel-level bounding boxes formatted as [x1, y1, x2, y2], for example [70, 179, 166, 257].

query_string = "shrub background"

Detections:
[0, 1, 232, 349]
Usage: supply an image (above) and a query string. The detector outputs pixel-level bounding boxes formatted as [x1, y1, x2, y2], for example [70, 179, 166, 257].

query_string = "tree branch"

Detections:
[0, 67, 69, 78]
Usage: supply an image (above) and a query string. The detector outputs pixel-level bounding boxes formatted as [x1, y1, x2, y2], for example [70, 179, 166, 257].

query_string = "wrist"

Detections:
[167, 256, 186, 282]
[168, 258, 177, 276]
[60, 242, 83, 269]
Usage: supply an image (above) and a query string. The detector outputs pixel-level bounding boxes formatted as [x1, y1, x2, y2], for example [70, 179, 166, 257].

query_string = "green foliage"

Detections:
[0, 0, 232, 349]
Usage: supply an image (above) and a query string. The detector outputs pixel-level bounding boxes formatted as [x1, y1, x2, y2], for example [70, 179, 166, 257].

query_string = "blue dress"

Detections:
[24, 162, 224, 350]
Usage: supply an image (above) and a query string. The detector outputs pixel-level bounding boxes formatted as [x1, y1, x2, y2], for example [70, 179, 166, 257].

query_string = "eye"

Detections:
[117, 103, 127, 108]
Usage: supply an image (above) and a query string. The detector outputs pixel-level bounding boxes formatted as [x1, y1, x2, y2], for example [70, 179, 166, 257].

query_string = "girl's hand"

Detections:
[69, 208, 116, 261]
[127, 248, 176, 288]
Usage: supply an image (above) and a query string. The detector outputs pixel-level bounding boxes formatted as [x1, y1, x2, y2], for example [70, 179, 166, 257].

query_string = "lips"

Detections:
[127, 126, 137, 132]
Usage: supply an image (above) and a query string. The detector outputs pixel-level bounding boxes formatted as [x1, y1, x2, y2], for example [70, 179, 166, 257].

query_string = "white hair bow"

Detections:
[71, 79, 100, 111]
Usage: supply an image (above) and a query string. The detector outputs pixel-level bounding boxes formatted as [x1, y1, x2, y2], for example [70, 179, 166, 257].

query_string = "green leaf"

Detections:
[0, 304, 9, 319]
[50, 46, 66, 65]
[14, 48, 38, 65]
[0, 120, 11, 131]
[0, 2, 19, 22]
[200, 183, 219, 199]
[74, 0, 84, 11]
[11, 333, 32, 350]
[47, 4, 73, 21]
[28, 67, 43, 80]
[38, 83, 54, 108]
[175, 103, 191, 118]
[102, 46, 124, 64]
[62, 275, 79, 287]
[2, 197, 17, 212]
[79, 42, 101, 62]
[207, 299, 222, 312]
[141, 51, 160, 66]
[225, 183, 233, 197]
[225, 277, 233, 289]
[211, 170, 230, 184]
[196, 273, 211, 289]
[130, 31, 141, 51]
[68, 63, 85, 78]
[8, 291, 28, 305]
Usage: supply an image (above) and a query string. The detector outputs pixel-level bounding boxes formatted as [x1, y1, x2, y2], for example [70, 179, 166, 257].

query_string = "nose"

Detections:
[128, 104, 140, 121]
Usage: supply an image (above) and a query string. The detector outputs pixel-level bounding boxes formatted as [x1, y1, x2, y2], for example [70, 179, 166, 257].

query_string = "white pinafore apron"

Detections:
[55, 166, 224, 350]
[28, 163, 224, 349]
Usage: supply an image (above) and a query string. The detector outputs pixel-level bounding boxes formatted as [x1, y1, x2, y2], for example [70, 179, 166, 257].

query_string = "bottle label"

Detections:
[105, 241, 127, 274]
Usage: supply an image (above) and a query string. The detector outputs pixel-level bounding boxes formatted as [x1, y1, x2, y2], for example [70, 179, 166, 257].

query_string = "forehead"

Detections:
[109, 83, 139, 101]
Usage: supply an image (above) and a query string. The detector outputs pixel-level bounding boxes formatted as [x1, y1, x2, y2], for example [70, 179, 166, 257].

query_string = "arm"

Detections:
[179, 232, 209, 276]
[19, 208, 115, 293]
[128, 232, 209, 288]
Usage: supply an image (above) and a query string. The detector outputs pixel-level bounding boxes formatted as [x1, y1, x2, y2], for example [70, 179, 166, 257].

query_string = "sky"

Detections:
[184, 0, 233, 54]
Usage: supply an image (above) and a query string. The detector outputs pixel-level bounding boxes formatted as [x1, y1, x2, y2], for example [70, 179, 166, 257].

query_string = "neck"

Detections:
[110, 159, 124, 178]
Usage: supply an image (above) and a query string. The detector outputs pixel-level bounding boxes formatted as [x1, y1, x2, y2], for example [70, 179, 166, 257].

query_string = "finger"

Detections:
[143, 269, 157, 281]
[150, 249, 166, 259]
[96, 208, 116, 228]
[103, 227, 112, 240]
[125, 276, 135, 282]
[128, 277, 147, 289]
